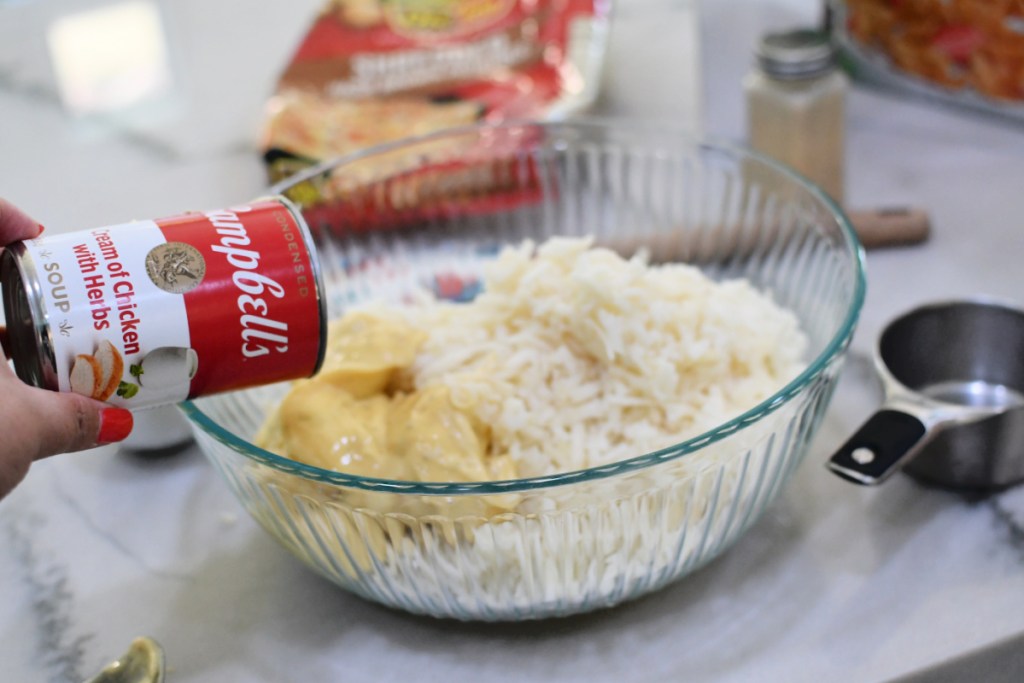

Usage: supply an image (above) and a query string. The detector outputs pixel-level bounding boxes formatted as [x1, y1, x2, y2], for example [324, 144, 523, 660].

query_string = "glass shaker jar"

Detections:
[744, 29, 848, 204]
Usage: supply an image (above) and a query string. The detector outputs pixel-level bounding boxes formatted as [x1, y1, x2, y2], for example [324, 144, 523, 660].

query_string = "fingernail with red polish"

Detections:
[98, 408, 133, 444]
[37, 224, 45, 235]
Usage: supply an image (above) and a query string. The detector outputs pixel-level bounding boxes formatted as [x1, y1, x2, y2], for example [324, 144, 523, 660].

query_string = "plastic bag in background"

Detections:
[262, 0, 612, 183]
[830, 0, 1024, 123]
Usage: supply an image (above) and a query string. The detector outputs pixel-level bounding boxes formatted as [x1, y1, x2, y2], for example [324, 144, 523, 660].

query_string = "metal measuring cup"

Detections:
[829, 299, 1024, 490]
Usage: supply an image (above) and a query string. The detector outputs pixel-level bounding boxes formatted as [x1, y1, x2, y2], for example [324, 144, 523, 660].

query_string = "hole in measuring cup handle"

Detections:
[828, 409, 928, 485]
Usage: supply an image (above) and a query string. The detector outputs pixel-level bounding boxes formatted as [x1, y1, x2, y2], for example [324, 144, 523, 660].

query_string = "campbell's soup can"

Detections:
[0, 196, 326, 409]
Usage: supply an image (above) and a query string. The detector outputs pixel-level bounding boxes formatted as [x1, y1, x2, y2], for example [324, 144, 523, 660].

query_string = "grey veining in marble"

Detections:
[6, 509, 92, 683]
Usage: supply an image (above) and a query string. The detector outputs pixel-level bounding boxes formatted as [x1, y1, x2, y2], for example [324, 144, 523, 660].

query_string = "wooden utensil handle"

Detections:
[847, 207, 931, 249]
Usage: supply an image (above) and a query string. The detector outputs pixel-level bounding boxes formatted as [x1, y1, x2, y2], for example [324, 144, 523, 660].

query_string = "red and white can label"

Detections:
[23, 200, 323, 407]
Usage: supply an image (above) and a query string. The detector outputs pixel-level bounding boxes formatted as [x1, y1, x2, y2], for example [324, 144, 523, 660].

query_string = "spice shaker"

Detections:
[744, 29, 848, 204]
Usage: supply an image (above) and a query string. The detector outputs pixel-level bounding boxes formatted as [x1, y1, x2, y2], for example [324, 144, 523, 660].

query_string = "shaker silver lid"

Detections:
[756, 29, 836, 80]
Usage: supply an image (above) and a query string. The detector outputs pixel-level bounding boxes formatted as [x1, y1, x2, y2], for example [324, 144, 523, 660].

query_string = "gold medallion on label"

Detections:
[145, 242, 206, 294]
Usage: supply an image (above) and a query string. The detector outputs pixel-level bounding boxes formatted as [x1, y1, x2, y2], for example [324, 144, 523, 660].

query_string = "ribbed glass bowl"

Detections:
[181, 120, 865, 621]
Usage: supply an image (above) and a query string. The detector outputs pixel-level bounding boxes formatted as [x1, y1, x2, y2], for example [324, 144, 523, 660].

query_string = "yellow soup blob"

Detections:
[259, 311, 518, 489]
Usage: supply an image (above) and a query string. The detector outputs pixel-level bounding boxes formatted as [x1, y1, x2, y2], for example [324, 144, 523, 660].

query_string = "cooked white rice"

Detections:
[379, 236, 808, 477]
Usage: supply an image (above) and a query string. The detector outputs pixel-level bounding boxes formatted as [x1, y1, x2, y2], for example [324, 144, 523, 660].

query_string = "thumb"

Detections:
[22, 386, 134, 459]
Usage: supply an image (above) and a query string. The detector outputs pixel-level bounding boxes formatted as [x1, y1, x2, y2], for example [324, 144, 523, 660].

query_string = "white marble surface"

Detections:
[4, 0, 1024, 681]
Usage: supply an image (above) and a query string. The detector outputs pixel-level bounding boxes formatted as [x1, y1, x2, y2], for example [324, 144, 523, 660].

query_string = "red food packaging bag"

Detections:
[262, 0, 612, 183]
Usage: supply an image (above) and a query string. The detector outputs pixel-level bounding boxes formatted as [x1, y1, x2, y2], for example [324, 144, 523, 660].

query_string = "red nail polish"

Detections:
[98, 408, 133, 444]
[37, 224, 45, 235]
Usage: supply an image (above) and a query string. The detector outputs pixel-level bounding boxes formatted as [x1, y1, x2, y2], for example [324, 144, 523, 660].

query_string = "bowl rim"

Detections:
[181, 118, 867, 495]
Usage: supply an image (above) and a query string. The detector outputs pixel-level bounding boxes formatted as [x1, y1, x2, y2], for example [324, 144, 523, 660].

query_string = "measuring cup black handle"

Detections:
[827, 410, 929, 485]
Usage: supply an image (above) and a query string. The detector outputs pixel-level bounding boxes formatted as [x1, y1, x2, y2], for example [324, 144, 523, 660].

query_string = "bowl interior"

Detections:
[184, 120, 865, 493]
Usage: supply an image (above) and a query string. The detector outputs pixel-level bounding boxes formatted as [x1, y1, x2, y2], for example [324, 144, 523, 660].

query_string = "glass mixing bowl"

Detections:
[181, 120, 865, 621]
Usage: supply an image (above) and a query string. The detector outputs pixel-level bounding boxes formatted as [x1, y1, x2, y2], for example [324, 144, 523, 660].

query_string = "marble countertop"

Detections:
[4, 0, 1024, 681]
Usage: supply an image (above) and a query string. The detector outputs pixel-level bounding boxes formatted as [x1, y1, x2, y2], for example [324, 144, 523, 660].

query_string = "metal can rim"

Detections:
[1, 243, 59, 390]
[263, 194, 329, 377]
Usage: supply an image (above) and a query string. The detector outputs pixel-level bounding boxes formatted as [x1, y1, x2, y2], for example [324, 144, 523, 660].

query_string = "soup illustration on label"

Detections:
[1, 197, 327, 409]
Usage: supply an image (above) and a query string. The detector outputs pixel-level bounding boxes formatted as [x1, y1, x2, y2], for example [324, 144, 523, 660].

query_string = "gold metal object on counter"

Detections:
[83, 637, 165, 683]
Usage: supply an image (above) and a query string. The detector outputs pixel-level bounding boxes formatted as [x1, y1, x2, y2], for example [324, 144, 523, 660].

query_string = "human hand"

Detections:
[0, 199, 133, 500]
